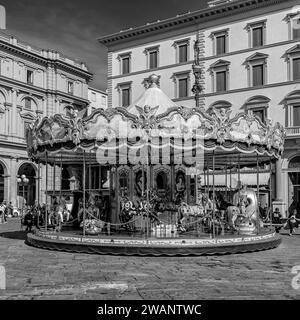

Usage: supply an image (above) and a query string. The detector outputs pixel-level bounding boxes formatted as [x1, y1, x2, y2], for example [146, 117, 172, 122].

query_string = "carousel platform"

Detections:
[26, 229, 281, 256]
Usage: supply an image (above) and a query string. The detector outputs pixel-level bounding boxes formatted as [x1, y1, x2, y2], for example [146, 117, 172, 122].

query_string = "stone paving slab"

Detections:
[0, 219, 300, 300]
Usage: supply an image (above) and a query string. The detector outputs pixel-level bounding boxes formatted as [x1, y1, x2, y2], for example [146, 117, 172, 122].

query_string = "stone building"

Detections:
[0, 26, 92, 206]
[98, 0, 300, 216]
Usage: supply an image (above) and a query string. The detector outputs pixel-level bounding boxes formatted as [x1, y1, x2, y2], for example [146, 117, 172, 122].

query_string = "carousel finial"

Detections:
[148, 74, 160, 88]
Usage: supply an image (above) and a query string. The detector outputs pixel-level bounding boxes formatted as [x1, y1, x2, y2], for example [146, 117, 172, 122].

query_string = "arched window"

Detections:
[282, 91, 300, 127]
[243, 95, 270, 124]
[289, 156, 300, 169]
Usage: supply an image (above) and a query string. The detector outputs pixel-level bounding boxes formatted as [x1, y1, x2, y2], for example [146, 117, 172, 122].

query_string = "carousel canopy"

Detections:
[26, 74, 285, 168]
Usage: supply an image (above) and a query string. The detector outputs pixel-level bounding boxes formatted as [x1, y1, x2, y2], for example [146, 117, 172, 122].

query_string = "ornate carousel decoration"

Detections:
[25, 74, 285, 255]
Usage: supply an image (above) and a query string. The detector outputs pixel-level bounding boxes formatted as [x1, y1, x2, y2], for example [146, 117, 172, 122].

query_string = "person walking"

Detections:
[24, 209, 34, 232]
[287, 209, 300, 236]
[272, 207, 282, 233]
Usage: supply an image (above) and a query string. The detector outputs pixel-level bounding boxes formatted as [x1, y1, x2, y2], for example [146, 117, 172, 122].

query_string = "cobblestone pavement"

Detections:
[0, 219, 299, 300]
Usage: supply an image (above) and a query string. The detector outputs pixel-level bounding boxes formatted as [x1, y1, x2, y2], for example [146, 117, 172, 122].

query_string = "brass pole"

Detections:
[83, 150, 86, 237]
[45, 152, 48, 232]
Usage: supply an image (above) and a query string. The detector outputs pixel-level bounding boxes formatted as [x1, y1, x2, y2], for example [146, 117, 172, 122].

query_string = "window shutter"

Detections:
[293, 58, 300, 80]
[179, 45, 188, 63]
[122, 88, 130, 107]
[216, 71, 226, 91]
[122, 58, 129, 74]
[293, 105, 300, 127]
[252, 27, 263, 47]
[216, 36, 226, 55]
[252, 64, 264, 86]
[178, 78, 188, 98]
[149, 51, 158, 69]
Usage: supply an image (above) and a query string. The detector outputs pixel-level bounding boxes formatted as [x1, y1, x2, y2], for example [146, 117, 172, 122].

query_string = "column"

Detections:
[9, 158, 18, 207]
[273, 157, 286, 217]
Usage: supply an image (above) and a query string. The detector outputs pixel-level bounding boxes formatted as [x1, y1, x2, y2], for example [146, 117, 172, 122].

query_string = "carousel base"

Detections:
[26, 229, 281, 256]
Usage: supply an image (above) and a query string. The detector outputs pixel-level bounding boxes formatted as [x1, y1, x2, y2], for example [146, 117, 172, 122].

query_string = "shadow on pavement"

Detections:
[0, 230, 27, 241]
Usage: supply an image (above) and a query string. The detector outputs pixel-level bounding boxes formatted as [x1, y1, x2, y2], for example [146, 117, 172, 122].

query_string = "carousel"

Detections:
[25, 74, 285, 256]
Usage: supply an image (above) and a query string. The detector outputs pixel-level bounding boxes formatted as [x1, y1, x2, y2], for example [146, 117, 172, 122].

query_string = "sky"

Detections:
[0, 0, 208, 91]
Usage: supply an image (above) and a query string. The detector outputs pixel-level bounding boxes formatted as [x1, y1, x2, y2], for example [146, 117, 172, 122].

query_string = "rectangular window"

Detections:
[252, 64, 264, 86]
[122, 88, 130, 107]
[178, 44, 188, 63]
[26, 70, 33, 85]
[216, 35, 226, 55]
[149, 51, 158, 69]
[122, 57, 130, 74]
[216, 71, 227, 92]
[252, 26, 263, 47]
[178, 78, 188, 98]
[68, 81, 74, 95]
[101, 95, 106, 105]
[292, 18, 300, 40]
[253, 109, 265, 123]
[24, 97, 31, 109]
[293, 105, 300, 127]
[293, 58, 300, 80]
[91, 92, 96, 102]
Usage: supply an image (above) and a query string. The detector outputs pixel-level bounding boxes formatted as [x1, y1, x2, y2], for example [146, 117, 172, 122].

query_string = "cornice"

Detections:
[98, 0, 288, 47]
[0, 40, 92, 80]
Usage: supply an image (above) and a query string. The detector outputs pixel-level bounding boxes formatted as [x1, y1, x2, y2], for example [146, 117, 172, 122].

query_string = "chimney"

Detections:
[0, 5, 6, 29]
[208, 0, 238, 8]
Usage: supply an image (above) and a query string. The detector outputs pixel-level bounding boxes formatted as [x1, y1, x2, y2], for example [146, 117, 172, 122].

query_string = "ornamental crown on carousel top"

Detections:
[26, 74, 285, 164]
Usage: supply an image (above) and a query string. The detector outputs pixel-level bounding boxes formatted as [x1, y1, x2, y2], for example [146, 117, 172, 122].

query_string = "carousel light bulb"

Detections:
[17, 178, 22, 183]
[21, 174, 26, 179]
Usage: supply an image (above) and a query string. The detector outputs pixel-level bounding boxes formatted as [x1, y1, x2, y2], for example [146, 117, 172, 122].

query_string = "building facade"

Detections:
[0, 29, 92, 207]
[88, 87, 108, 114]
[98, 0, 300, 216]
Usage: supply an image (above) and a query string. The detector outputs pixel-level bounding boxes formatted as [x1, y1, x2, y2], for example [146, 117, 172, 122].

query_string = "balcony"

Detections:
[285, 127, 300, 137]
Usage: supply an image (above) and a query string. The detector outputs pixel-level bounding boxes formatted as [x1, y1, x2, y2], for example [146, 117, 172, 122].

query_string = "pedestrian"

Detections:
[287, 209, 300, 236]
[7, 202, 13, 218]
[24, 209, 34, 232]
[272, 207, 282, 233]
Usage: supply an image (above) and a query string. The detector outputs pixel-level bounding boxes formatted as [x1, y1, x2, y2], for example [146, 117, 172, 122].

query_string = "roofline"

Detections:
[88, 86, 107, 95]
[98, 0, 289, 47]
[0, 30, 93, 80]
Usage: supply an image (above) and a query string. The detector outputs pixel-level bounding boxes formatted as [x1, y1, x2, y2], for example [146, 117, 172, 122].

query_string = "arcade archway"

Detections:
[17, 163, 36, 206]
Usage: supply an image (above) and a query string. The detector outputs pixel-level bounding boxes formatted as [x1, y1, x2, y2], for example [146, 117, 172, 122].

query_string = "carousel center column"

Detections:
[272, 157, 286, 217]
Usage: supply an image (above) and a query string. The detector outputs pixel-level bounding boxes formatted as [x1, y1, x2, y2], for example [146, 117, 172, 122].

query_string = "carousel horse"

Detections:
[178, 202, 205, 232]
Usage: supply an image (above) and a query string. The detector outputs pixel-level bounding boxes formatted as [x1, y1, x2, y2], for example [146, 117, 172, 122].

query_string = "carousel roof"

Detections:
[127, 75, 178, 116]
[26, 74, 285, 168]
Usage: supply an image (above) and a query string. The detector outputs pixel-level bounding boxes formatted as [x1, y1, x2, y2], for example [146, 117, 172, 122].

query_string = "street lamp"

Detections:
[17, 174, 29, 215]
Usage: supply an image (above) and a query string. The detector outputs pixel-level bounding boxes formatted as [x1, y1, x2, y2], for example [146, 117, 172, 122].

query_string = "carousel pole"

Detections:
[59, 153, 63, 199]
[53, 158, 56, 204]
[229, 161, 232, 203]
[225, 164, 228, 201]
[146, 137, 150, 239]
[45, 151, 48, 232]
[256, 154, 260, 235]
[89, 151, 92, 193]
[269, 157, 273, 229]
[83, 150, 86, 237]
[37, 160, 40, 228]
[212, 151, 216, 238]
[238, 155, 241, 202]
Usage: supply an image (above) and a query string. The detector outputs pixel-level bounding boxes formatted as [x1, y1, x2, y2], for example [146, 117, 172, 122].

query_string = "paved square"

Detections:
[0, 219, 299, 300]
